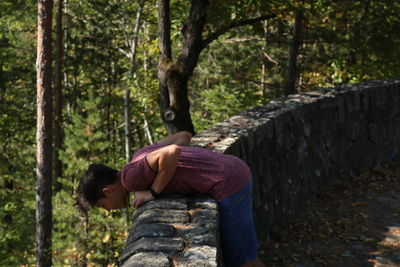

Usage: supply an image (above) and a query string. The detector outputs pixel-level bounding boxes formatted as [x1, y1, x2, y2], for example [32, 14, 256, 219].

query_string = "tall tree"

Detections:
[285, 9, 303, 95]
[54, 0, 63, 191]
[157, 0, 198, 134]
[157, 0, 275, 134]
[36, 0, 53, 266]
[123, 0, 145, 162]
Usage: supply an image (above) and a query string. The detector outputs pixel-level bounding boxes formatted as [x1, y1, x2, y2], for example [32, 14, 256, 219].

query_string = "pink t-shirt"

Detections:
[120, 144, 250, 201]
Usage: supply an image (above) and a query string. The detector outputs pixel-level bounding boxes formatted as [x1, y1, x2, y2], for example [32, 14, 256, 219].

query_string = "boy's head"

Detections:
[78, 164, 128, 211]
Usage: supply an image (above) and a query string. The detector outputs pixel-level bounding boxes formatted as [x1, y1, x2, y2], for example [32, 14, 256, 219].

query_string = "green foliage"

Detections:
[190, 33, 271, 131]
[56, 96, 128, 265]
[0, 1, 37, 265]
[2, 0, 400, 265]
[0, 169, 36, 266]
[190, 24, 272, 131]
[61, 97, 117, 172]
[52, 190, 128, 266]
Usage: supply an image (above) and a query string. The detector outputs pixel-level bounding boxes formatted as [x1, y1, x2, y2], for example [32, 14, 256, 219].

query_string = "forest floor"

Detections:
[261, 161, 400, 267]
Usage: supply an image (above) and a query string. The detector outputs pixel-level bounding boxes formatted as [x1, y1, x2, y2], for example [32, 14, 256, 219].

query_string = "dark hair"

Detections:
[77, 164, 118, 208]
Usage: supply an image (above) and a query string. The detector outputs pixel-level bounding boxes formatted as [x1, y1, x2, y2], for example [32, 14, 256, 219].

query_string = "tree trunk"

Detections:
[36, 0, 53, 266]
[157, 0, 208, 135]
[143, 113, 153, 144]
[142, 38, 154, 144]
[158, 70, 194, 134]
[261, 20, 268, 96]
[156, 1, 276, 134]
[81, 214, 89, 267]
[285, 9, 303, 96]
[54, 0, 63, 192]
[124, 89, 131, 162]
[0, 57, 4, 96]
[4, 166, 13, 224]
[124, 0, 145, 161]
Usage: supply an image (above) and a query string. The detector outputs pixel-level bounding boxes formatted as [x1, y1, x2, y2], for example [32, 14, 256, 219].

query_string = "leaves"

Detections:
[264, 162, 400, 266]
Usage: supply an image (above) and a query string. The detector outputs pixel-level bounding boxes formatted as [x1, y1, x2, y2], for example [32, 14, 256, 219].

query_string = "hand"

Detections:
[132, 190, 155, 208]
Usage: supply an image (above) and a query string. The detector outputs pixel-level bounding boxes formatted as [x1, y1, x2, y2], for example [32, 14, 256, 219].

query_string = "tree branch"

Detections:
[157, 0, 172, 60]
[129, 0, 145, 67]
[201, 14, 276, 51]
[177, 0, 209, 75]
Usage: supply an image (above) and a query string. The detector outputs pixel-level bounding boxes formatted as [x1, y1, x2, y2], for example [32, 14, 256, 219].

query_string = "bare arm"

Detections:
[132, 144, 181, 208]
[155, 131, 192, 146]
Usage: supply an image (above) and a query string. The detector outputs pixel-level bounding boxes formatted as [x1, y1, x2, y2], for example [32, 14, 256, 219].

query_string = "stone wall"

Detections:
[120, 196, 221, 266]
[120, 80, 400, 266]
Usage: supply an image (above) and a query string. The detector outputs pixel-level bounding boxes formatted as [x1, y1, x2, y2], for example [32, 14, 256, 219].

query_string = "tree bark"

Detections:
[157, 0, 172, 61]
[157, 0, 208, 134]
[201, 14, 276, 52]
[143, 45, 154, 144]
[124, 0, 145, 162]
[36, 0, 53, 266]
[261, 20, 268, 96]
[285, 9, 303, 96]
[54, 0, 63, 192]
[124, 89, 130, 162]
[0, 57, 4, 96]
[4, 166, 13, 225]
[143, 113, 153, 144]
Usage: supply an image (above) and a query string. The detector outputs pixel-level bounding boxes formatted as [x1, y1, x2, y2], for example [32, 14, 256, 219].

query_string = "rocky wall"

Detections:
[120, 80, 400, 266]
[119, 196, 221, 266]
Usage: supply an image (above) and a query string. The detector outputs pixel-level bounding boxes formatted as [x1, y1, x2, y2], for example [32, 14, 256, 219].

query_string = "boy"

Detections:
[78, 131, 266, 267]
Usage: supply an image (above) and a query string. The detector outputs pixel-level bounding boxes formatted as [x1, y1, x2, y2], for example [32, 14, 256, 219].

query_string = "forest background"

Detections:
[1, 0, 400, 266]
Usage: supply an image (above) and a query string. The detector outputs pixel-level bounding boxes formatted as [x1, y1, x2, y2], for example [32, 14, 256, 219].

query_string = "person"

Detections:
[78, 131, 266, 267]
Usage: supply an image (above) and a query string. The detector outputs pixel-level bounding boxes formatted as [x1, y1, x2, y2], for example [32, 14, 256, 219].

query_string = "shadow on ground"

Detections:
[261, 162, 400, 267]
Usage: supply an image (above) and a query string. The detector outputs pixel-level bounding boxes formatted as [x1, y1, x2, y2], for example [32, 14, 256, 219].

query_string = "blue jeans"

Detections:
[217, 180, 259, 266]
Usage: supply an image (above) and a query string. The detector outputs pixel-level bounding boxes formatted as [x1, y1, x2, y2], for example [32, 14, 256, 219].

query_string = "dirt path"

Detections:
[261, 162, 400, 267]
